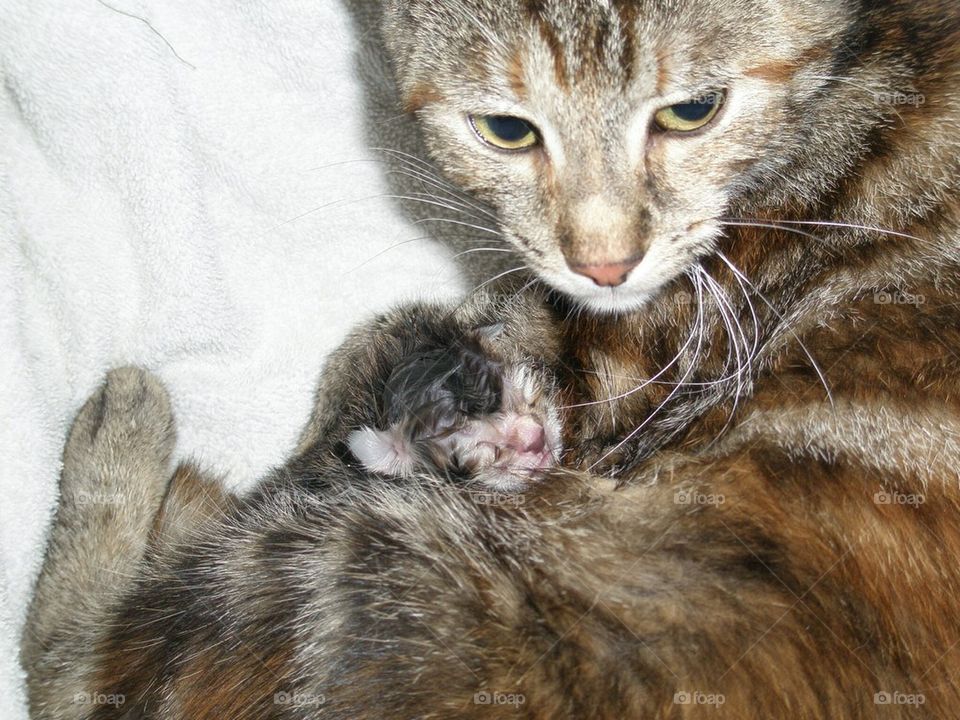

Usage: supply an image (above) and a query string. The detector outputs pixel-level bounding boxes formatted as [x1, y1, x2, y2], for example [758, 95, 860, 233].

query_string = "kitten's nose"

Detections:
[508, 419, 546, 455]
[571, 257, 641, 287]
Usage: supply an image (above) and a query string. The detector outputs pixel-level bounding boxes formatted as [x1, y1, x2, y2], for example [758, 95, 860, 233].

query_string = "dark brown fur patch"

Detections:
[613, 0, 637, 84]
[507, 47, 528, 101]
[524, 0, 569, 90]
[745, 42, 833, 83]
[403, 82, 444, 113]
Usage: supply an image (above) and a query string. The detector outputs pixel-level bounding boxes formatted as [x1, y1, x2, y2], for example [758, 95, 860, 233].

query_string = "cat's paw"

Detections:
[61, 366, 176, 514]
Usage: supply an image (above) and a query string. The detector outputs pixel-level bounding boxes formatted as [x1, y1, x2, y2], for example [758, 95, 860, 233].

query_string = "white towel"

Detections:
[0, 2, 482, 717]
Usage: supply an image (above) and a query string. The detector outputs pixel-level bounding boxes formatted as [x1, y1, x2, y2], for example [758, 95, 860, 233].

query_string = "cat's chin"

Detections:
[538, 270, 656, 315]
[570, 290, 655, 316]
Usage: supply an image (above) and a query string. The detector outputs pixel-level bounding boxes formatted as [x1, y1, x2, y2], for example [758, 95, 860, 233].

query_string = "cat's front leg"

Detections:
[22, 367, 176, 719]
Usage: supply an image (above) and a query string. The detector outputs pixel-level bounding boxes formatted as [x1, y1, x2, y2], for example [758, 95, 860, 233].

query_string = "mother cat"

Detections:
[22, 0, 960, 718]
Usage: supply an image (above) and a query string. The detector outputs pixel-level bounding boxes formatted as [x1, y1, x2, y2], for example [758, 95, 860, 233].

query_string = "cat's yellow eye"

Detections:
[654, 92, 724, 133]
[469, 114, 539, 151]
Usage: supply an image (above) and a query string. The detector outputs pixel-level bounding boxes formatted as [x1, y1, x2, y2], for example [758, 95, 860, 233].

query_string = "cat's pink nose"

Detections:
[571, 258, 641, 287]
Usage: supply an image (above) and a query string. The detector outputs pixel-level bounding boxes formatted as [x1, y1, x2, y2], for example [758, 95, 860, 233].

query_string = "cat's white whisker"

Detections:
[374, 147, 500, 220]
[297, 155, 499, 228]
[560, 297, 702, 410]
[505, 278, 542, 306]
[697, 265, 758, 439]
[699, 269, 746, 412]
[383, 195, 504, 234]
[450, 247, 517, 260]
[407, 213, 504, 237]
[716, 251, 834, 404]
[384, 155, 477, 197]
[469, 265, 532, 295]
[348, 236, 433, 272]
[387, 169, 498, 223]
[730, 265, 762, 360]
[702, 271, 745, 423]
[349, 234, 504, 272]
[576, 268, 759, 394]
[268, 190, 493, 235]
[391, 179, 496, 222]
[698, 267, 741, 384]
[588, 272, 709, 471]
[761, 219, 926, 243]
[267, 196, 369, 232]
[302, 157, 385, 174]
[703, 266, 755, 379]
[719, 219, 829, 245]
[710, 268, 766, 443]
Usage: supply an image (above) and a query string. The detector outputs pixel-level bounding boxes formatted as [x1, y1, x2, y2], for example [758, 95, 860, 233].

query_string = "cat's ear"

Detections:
[347, 426, 417, 476]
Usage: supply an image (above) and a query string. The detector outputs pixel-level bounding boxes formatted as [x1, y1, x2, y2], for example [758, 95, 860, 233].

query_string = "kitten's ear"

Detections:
[347, 426, 417, 476]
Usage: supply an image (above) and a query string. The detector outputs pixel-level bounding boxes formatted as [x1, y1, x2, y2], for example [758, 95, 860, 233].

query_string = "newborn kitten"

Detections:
[347, 330, 561, 489]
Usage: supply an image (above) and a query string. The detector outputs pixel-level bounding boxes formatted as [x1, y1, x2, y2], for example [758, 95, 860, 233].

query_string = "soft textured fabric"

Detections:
[0, 2, 467, 717]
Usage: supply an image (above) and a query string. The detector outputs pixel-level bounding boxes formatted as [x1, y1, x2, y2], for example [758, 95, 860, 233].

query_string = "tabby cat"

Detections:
[21, 0, 960, 718]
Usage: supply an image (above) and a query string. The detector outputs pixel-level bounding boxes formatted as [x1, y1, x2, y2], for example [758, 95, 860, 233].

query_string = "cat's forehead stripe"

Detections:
[508, 47, 528, 102]
[522, 0, 637, 89]
[524, 0, 569, 90]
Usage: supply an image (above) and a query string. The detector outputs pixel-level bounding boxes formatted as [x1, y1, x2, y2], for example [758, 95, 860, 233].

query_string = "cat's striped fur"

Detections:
[22, 0, 960, 718]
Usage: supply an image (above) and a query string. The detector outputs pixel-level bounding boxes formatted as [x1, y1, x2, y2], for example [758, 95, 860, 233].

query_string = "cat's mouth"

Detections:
[536, 256, 681, 315]
[514, 220, 718, 315]
[559, 284, 658, 315]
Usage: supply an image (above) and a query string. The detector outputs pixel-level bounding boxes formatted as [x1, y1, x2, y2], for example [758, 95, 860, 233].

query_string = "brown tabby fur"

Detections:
[20, 0, 960, 718]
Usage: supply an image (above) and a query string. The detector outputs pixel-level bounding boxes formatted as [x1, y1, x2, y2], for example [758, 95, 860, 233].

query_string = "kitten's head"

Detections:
[347, 329, 562, 490]
[382, 0, 853, 313]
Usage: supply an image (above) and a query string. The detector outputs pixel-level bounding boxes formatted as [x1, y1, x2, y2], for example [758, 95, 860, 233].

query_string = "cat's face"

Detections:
[383, 0, 849, 313]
